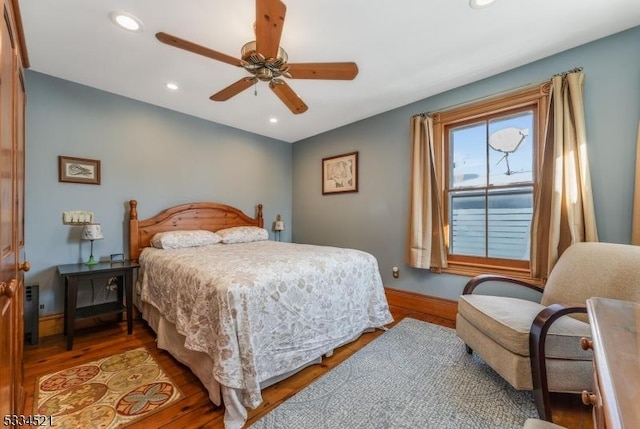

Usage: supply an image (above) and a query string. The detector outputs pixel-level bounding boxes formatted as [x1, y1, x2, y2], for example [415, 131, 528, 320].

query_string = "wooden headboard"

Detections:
[128, 200, 264, 261]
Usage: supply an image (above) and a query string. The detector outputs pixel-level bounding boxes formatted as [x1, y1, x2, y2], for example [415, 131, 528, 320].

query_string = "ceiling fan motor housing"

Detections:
[241, 41, 289, 81]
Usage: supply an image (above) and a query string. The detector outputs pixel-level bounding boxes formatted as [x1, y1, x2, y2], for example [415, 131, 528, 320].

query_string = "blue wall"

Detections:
[25, 72, 292, 314]
[25, 26, 640, 315]
[292, 26, 640, 300]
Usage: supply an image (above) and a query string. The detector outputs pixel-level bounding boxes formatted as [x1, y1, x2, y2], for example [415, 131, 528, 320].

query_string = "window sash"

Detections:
[449, 186, 534, 260]
[431, 84, 550, 279]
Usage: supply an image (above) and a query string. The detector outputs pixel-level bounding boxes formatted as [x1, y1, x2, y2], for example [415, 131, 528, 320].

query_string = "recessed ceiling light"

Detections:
[109, 11, 143, 32]
[269, 118, 278, 124]
[166, 83, 179, 90]
[469, 0, 496, 9]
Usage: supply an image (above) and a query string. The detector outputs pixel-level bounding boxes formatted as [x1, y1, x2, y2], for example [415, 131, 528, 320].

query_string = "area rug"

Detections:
[34, 347, 182, 428]
[249, 318, 538, 429]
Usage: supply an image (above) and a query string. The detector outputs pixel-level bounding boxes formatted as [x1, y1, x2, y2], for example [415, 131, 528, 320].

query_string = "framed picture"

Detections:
[322, 151, 358, 194]
[58, 156, 101, 185]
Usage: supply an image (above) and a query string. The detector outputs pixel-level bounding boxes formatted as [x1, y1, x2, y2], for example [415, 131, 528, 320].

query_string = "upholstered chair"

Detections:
[456, 242, 640, 422]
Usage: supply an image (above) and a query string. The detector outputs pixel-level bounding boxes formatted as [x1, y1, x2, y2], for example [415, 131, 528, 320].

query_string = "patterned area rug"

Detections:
[250, 318, 538, 429]
[34, 347, 182, 428]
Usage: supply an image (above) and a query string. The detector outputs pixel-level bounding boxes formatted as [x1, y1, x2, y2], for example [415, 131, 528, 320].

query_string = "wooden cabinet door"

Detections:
[12, 68, 26, 413]
[0, 0, 25, 416]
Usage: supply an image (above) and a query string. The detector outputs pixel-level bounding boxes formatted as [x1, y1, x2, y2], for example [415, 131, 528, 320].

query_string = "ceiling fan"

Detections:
[156, 0, 359, 114]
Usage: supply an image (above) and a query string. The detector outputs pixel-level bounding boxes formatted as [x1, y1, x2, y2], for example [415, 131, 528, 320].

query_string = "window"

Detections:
[432, 85, 549, 279]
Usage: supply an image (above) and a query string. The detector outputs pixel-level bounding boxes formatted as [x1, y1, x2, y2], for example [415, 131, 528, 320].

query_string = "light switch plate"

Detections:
[62, 211, 94, 225]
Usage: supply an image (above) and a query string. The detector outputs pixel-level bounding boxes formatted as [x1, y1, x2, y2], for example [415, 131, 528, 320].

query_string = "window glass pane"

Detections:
[450, 122, 487, 189]
[450, 190, 486, 257]
[436, 87, 546, 274]
[488, 112, 534, 186]
[487, 187, 533, 260]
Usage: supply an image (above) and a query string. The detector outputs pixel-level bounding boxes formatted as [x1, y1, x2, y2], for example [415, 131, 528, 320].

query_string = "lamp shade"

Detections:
[274, 214, 285, 231]
[81, 223, 104, 240]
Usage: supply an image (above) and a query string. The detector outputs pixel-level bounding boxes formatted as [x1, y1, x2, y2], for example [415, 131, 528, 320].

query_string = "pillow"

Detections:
[217, 226, 269, 244]
[150, 230, 221, 249]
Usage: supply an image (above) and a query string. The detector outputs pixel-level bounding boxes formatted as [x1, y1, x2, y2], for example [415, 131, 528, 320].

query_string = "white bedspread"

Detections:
[138, 240, 393, 412]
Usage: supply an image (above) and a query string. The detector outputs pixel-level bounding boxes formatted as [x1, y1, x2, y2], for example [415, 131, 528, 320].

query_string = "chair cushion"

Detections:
[458, 295, 592, 360]
[541, 243, 640, 323]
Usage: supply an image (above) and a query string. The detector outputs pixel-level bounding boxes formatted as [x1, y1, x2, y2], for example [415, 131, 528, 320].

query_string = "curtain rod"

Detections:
[552, 66, 583, 77]
[412, 66, 583, 118]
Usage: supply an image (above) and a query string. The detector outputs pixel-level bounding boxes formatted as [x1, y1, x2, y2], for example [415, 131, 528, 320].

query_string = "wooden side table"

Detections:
[57, 260, 139, 350]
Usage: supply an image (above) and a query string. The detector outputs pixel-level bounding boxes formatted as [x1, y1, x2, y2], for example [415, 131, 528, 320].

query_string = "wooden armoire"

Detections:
[0, 0, 29, 417]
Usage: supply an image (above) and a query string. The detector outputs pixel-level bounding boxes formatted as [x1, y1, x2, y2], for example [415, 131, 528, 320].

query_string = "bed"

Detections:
[128, 200, 393, 429]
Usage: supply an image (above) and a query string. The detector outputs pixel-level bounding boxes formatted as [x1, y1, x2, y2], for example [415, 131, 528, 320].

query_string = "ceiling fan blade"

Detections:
[210, 77, 257, 101]
[255, 0, 286, 60]
[156, 32, 242, 67]
[269, 80, 308, 114]
[286, 62, 359, 80]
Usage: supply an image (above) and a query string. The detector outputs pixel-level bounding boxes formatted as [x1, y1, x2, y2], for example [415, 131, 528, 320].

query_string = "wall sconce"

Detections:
[274, 214, 285, 241]
[81, 223, 103, 265]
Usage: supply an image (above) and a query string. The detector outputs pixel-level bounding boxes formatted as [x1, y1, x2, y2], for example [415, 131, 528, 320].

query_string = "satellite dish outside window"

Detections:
[488, 127, 529, 175]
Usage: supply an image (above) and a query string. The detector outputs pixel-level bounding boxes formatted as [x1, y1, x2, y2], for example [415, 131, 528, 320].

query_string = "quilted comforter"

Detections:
[138, 240, 393, 409]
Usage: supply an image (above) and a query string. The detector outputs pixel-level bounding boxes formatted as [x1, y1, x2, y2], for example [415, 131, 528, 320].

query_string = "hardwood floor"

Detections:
[23, 306, 592, 428]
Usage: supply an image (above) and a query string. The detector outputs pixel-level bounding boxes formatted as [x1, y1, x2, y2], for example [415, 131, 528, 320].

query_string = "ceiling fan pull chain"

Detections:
[254, 80, 258, 96]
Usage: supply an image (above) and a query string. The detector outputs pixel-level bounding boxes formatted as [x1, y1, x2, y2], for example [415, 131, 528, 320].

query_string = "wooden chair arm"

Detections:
[463, 274, 544, 295]
[529, 303, 588, 421]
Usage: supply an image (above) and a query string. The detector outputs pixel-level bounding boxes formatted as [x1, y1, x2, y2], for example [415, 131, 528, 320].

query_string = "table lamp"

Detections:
[274, 214, 285, 241]
[81, 223, 103, 265]
[275, 214, 285, 232]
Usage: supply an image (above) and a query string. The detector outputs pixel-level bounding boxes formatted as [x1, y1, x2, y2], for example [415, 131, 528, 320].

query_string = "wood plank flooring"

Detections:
[23, 306, 592, 428]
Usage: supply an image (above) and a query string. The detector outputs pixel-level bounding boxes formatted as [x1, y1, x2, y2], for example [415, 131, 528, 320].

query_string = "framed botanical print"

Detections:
[58, 156, 101, 185]
[322, 151, 358, 194]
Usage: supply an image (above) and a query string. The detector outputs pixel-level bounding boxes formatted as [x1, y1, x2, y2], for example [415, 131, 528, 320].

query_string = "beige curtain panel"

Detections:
[406, 115, 447, 269]
[632, 121, 640, 245]
[407, 70, 598, 278]
[530, 71, 598, 279]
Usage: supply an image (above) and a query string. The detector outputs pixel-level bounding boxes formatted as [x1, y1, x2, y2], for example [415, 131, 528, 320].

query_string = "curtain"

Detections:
[632, 121, 640, 245]
[406, 115, 447, 269]
[530, 71, 598, 279]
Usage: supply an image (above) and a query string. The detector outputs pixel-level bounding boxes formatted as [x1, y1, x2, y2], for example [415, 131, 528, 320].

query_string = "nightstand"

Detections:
[57, 260, 139, 350]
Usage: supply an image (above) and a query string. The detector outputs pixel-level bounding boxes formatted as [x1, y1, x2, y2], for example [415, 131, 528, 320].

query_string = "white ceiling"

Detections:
[19, 0, 640, 143]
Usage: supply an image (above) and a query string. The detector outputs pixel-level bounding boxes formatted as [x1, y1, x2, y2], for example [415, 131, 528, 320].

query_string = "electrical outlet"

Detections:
[39, 304, 44, 310]
[392, 266, 399, 278]
[106, 276, 119, 291]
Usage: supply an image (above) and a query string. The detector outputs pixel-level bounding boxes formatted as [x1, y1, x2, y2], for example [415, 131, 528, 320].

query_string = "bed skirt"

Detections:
[140, 300, 362, 428]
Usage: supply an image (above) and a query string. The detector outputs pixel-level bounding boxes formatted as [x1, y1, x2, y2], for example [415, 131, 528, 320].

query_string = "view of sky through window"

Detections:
[450, 111, 534, 189]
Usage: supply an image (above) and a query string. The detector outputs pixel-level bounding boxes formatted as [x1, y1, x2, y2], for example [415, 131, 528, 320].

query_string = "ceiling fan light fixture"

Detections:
[257, 67, 273, 81]
[110, 11, 143, 32]
[469, 0, 496, 9]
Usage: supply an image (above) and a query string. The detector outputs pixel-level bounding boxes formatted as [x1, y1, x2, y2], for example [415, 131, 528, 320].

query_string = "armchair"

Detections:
[456, 242, 640, 422]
